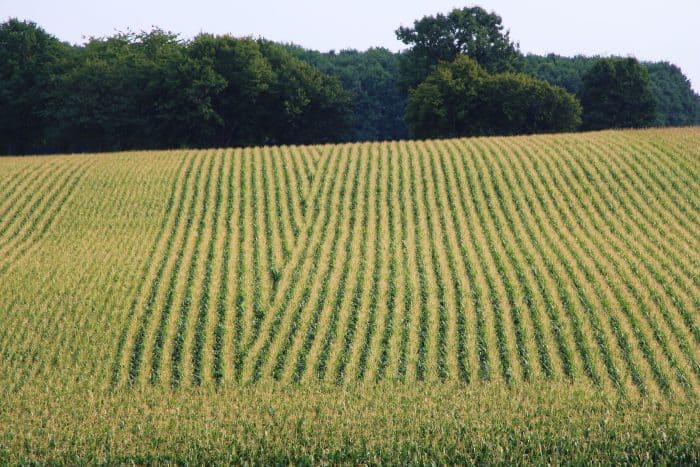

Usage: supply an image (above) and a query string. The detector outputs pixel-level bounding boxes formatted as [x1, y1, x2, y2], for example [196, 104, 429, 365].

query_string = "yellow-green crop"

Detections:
[0, 128, 698, 463]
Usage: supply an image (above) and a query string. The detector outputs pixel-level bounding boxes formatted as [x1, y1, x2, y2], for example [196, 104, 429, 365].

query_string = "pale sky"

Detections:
[2, 0, 699, 92]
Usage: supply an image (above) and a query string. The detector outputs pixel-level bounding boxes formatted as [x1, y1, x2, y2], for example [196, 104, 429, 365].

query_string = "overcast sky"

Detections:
[3, 0, 699, 91]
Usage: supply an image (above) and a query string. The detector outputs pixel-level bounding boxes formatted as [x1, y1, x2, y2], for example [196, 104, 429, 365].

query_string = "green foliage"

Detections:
[284, 46, 408, 141]
[580, 57, 656, 130]
[480, 72, 582, 134]
[0, 19, 70, 154]
[188, 35, 274, 146]
[2, 384, 698, 465]
[406, 55, 581, 138]
[256, 41, 353, 145]
[406, 55, 487, 138]
[0, 20, 352, 154]
[2, 14, 698, 154]
[396, 6, 521, 90]
[525, 54, 700, 127]
[522, 53, 594, 94]
[646, 62, 700, 126]
[47, 30, 225, 152]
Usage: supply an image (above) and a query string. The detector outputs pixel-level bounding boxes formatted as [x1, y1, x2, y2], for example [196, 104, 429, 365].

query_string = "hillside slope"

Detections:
[0, 128, 698, 462]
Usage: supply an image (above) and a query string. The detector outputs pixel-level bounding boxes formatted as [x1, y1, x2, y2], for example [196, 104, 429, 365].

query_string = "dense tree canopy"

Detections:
[522, 54, 593, 94]
[406, 55, 581, 138]
[480, 73, 582, 135]
[405, 55, 486, 138]
[579, 57, 656, 130]
[0, 20, 352, 154]
[47, 30, 226, 152]
[188, 34, 273, 146]
[396, 6, 521, 90]
[646, 62, 700, 126]
[283, 46, 407, 141]
[0, 19, 70, 154]
[524, 54, 700, 126]
[256, 40, 353, 145]
[1, 11, 698, 155]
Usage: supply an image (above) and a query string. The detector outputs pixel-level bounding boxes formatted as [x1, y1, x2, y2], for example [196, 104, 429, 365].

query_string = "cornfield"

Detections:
[0, 128, 698, 463]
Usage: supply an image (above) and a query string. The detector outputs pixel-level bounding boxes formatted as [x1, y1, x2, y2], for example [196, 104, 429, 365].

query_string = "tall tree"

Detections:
[405, 55, 487, 138]
[396, 6, 521, 90]
[188, 34, 273, 146]
[0, 19, 70, 154]
[579, 57, 656, 130]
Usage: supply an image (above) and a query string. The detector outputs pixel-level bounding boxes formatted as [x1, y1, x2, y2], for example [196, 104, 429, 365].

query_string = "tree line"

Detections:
[0, 21, 352, 154]
[1, 7, 699, 155]
[522, 54, 699, 128]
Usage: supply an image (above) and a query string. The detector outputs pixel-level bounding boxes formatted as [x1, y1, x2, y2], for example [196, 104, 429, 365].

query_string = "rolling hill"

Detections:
[0, 128, 698, 463]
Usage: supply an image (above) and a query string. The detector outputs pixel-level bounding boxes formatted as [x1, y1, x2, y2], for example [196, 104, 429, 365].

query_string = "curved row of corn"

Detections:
[0, 128, 697, 399]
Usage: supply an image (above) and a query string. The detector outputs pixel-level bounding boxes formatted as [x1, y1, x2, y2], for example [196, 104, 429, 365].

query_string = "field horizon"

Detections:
[0, 127, 698, 463]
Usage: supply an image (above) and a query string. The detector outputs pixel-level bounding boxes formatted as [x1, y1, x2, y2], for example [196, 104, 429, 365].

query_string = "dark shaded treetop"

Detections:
[396, 6, 521, 89]
[580, 57, 656, 130]
[0, 19, 71, 154]
[282, 44, 407, 141]
[406, 55, 581, 139]
[524, 54, 700, 126]
[646, 61, 700, 126]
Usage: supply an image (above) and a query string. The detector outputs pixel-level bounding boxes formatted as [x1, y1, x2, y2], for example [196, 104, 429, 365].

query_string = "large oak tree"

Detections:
[396, 6, 521, 90]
